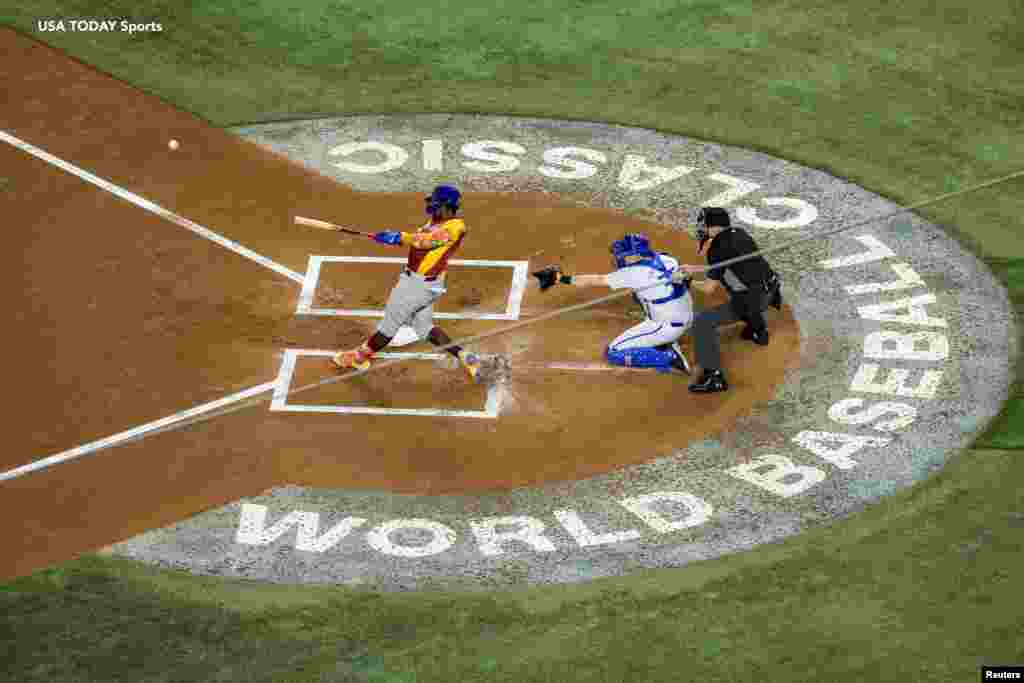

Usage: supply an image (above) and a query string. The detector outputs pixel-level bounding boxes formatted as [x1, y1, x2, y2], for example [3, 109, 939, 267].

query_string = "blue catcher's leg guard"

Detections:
[606, 345, 675, 372]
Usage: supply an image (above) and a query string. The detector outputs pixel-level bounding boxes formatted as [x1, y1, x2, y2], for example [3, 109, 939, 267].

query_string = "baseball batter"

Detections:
[532, 234, 693, 374]
[332, 185, 482, 381]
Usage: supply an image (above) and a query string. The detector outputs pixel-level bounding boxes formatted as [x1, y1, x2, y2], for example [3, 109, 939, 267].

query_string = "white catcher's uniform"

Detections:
[605, 253, 693, 351]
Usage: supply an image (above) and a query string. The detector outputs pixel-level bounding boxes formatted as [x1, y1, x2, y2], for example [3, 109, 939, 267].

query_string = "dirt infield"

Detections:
[1, 29, 797, 580]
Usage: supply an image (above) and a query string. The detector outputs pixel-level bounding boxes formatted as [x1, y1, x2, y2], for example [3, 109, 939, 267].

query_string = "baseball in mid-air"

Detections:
[168, 139, 179, 150]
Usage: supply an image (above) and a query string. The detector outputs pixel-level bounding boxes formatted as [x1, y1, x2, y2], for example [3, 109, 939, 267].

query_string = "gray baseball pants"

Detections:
[377, 270, 447, 340]
[691, 289, 771, 370]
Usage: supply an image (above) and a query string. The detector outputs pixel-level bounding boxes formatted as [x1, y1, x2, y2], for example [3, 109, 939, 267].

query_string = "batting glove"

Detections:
[373, 231, 402, 246]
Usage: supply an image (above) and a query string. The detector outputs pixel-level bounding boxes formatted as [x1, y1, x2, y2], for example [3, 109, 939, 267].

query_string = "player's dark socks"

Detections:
[367, 332, 391, 352]
[428, 327, 463, 358]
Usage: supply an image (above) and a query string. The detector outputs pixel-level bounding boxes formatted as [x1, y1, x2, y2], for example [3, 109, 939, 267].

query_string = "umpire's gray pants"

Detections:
[691, 290, 770, 370]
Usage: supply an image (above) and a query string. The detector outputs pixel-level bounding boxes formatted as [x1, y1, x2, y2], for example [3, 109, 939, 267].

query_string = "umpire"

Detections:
[679, 207, 782, 393]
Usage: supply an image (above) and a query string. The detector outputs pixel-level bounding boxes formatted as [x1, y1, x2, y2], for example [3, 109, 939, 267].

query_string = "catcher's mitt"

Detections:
[532, 265, 562, 292]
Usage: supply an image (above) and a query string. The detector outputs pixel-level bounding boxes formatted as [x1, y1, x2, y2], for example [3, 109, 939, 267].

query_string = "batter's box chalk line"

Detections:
[271, 349, 504, 418]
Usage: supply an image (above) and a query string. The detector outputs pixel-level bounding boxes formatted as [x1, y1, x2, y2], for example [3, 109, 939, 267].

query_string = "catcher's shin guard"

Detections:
[605, 345, 675, 371]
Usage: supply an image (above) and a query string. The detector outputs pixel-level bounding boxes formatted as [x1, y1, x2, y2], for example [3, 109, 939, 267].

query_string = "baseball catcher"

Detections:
[332, 184, 483, 381]
[533, 234, 693, 374]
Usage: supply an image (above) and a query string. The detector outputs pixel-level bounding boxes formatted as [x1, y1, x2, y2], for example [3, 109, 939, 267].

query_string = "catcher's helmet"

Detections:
[611, 233, 655, 268]
[425, 184, 461, 215]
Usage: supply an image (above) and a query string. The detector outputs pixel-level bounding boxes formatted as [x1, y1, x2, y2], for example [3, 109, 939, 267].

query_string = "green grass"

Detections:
[976, 258, 1024, 448]
[2, 0, 1024, 680]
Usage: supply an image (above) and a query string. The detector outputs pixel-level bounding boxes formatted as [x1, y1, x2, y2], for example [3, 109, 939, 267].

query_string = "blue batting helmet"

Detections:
[611, 234, 655, 268]
[425, 184, 461, 215]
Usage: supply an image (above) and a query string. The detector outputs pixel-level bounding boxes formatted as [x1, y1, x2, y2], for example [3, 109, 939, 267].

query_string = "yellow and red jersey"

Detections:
[400, 218, 466, 278]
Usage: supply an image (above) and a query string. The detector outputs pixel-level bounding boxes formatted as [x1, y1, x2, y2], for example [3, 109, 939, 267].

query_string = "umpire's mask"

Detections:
[694, 207, 730, 253]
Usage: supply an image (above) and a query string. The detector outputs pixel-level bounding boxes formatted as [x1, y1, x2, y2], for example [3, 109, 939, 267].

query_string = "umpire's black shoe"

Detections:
[741, 325, 770, 346]
[689, 369, 728, 393]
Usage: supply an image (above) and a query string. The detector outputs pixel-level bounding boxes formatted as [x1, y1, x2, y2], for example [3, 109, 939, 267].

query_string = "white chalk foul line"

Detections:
[0, 130, 305, 284]
[0, 382, 279, 482]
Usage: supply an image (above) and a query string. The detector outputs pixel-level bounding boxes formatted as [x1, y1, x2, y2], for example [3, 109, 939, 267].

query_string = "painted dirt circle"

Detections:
[95, 115, 1013, 590]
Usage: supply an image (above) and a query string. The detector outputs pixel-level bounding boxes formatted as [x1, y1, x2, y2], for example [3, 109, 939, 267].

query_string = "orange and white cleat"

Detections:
[458, 350, 482, 382]
[332, 347, 371, 371]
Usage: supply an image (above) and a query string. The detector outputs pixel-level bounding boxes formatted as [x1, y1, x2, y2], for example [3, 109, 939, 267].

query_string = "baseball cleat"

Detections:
[669, 342, 691, 374]
[458, 350, 483, 382]
[331, 349, 370, 371]
[689, 369, 729, 393]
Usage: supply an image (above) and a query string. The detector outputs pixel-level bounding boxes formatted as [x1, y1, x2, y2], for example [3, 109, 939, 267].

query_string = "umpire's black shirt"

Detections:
[705, 227, 772, 294]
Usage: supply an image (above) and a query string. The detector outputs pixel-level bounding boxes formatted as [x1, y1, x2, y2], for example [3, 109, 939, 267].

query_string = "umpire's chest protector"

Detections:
[707, 228, 770, 316]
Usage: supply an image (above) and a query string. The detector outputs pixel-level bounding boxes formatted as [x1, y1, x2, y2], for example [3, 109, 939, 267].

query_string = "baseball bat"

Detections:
[294, 215, 373, 238]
